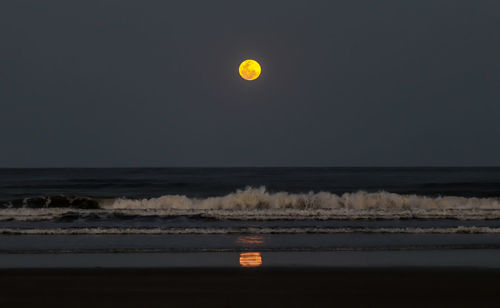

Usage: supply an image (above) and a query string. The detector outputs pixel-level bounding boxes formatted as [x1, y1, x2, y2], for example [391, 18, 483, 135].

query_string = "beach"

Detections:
[2, 168, 500, 306]
[1, 267, 499, 307]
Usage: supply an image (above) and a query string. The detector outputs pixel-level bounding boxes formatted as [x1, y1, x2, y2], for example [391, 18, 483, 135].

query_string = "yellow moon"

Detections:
[239, 59, 261, 81]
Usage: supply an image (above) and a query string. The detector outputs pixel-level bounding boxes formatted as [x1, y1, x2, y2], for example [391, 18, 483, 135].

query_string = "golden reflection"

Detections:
[239, 252, 263, 268]
[236, 235, 264, 245]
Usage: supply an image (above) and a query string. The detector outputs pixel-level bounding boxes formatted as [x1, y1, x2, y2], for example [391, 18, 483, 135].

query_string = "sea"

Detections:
[2, 167, 500, 268]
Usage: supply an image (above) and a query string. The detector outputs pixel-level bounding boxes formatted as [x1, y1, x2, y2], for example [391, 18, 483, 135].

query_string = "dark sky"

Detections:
[1, 1, 499, 167]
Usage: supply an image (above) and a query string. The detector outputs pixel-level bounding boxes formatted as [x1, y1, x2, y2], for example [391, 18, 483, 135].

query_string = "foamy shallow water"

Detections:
[2, 233, 500, 253]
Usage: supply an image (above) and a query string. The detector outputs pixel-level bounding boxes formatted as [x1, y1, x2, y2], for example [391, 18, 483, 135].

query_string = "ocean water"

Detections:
[1, 167, 500, 267]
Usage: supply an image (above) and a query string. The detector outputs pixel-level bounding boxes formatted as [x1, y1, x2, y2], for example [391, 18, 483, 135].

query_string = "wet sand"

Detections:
[0, 268, 499, 307]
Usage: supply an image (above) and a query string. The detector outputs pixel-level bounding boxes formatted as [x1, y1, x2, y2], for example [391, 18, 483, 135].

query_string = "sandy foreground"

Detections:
[0, 268, 499, 307]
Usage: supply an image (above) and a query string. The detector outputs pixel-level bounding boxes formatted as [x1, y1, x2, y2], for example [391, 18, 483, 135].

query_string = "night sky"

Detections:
[1, 1, 499, 167]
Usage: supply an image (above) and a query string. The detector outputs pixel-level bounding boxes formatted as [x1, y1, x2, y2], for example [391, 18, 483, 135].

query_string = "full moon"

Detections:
[239, 59, 261, 81]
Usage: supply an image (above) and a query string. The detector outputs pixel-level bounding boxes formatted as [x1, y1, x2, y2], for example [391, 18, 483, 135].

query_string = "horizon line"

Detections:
[1, 165, 499, 169]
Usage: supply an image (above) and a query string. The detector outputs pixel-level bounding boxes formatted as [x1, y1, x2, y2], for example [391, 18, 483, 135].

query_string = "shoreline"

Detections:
[3, 250, 500, 268]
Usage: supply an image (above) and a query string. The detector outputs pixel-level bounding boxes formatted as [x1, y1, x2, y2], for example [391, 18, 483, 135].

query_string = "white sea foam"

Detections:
[2, 187, 500, 221]
[108, 187, 500, 211]
[2, 226, 500, 235]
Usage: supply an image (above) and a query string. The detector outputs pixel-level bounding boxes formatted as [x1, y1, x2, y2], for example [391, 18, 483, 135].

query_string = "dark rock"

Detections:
[71, 197, 100, 209]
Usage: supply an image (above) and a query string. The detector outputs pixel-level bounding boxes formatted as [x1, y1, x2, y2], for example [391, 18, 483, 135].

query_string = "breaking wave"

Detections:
[108, 187, 500, 211]
[2, 187, 500, 221]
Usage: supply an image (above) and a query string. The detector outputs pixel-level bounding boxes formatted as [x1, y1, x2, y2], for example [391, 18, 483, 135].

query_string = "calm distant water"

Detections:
[2, 167, 500, 200]
[1, 167, 500, 267]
